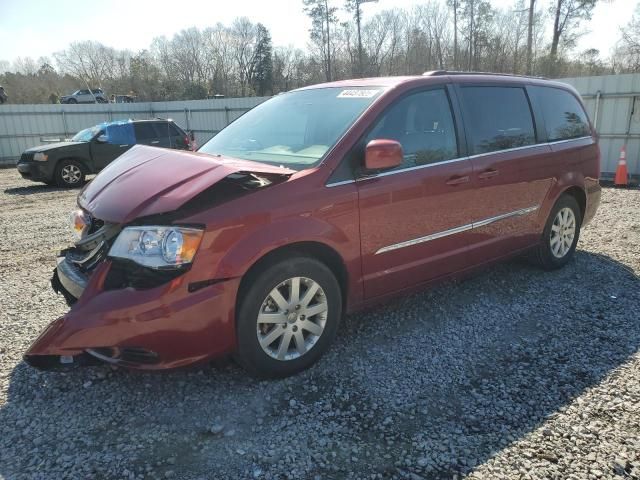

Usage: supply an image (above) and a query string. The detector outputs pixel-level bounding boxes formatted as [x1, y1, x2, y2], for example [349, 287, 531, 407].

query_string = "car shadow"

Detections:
[3, 184, 70, 195]
[0, 250, 638, 479]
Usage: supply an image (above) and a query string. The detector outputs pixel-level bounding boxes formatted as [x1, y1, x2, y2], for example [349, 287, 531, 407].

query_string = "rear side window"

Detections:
[365, 88, 458, 170]
[459, 86, 535, 154]
[152, 122, 177, 138]
[134, 123, 157, 141]
[530, 86, 591, 141]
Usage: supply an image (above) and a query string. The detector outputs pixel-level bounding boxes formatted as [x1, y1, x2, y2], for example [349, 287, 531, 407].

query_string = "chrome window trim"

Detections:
[546, 135, 593, 146]
[324, 136, 593, 188]
[326, 179, 357, 188]
[374, 205, 539, 255]
[466, 142, 542, 160]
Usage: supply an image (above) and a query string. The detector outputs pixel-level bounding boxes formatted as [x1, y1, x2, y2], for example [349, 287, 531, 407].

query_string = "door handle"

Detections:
[151, 140, 160, 144]
[478, 168, 499, 179]
[119, 144, 129, 148]
[445, 175, 470, 186]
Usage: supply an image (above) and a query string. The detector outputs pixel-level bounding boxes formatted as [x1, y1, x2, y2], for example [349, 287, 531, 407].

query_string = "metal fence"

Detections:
[0, 97, 268, 166]
[1, 75, 639, 180]
[560, 73, 640, 181]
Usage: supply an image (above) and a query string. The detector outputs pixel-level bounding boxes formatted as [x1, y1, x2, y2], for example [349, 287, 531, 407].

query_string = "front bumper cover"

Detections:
[25, 258, 241, 371]
[17, 161, 51, 182]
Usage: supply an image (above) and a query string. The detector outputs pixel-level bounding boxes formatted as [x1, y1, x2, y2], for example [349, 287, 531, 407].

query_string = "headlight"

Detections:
[33, 152, 48, 161]
[108, 226, 204, 269]
[70, 209, 91, 241]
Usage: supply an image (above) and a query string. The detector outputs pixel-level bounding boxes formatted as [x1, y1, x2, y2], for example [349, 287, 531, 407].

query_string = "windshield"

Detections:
[71, 126, 99, 142]
[199, 87, 383, 170]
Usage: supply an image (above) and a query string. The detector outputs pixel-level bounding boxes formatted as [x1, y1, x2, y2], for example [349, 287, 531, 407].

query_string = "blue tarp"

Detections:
[98, 121, 136, 145]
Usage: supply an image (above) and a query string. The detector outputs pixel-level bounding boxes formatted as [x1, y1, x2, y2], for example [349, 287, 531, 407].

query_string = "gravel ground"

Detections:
[0, 169, 639, 480]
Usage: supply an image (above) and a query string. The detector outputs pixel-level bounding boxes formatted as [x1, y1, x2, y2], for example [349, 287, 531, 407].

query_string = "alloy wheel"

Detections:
[256, 277, 328, 361]
[61, 164, 82, 185]
[550, 207, 576, 258]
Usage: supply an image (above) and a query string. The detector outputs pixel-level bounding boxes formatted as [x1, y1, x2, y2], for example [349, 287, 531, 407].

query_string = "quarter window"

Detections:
[459, 86, 536, 154]
[365, 89, 458, 170]
[530, 86, 591, 141]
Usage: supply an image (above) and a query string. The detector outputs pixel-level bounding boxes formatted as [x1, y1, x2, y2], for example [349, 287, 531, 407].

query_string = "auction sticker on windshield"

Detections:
[337, 89, 380, 98]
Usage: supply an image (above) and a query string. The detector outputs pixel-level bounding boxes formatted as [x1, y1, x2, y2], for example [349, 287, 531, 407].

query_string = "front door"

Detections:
[90, 128, 133, 171]
[455, 84, 554, 263]
[357, 87, 475, 299]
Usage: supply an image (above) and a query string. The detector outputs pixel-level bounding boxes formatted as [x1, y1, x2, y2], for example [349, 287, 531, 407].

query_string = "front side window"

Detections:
[459, 86, 536, 154]
[364, 89, 458, 171]
[530, 86, 591, 141]
[72, 126, 99, 142]
[199, 87, 383, 170]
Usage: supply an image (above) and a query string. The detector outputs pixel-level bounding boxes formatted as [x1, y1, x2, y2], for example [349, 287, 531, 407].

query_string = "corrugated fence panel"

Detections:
[0, 97, 268, 165]
[560, 73, 640, 179]
[3, 76, 640, 178]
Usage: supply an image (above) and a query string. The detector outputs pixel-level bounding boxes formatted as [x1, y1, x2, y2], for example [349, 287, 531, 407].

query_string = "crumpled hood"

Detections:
[78, 145, 295, 224]
[26, 141, 83, 152]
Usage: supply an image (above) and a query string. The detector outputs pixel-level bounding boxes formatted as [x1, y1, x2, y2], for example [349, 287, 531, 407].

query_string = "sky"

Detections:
[0, 0, 637, 65]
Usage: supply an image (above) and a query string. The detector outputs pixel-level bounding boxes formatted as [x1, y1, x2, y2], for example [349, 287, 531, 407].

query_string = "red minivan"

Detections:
[25, 72, 601, 377]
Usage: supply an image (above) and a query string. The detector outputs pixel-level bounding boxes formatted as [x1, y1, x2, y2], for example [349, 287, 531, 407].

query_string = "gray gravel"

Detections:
[1, 169, 639, 480]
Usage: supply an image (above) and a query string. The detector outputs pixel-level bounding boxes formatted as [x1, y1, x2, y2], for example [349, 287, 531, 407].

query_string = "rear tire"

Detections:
[55, 159, 85, 188]
[534, 194, 582, 270]
[234, 256, 342, 378]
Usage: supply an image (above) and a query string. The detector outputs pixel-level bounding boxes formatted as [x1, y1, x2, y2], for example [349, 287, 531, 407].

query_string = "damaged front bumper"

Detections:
[25, 252, 241, 372]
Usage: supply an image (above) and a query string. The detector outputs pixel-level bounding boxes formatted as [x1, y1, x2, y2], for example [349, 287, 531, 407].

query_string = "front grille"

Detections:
[20, 152, 34, 162]
[87, 218, 104, 236]
[89, 347, 159, 365]
[104, 258, 188, 290]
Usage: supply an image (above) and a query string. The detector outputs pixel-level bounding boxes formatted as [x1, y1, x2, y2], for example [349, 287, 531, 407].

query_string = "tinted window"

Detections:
[460, 86, 535, 154]
[365, 89, 458, 170]
[168, 124, 182, 137]
[152, 122, 172, 138]
[134, 123, 158, 141]
[531, 86, 590, 141]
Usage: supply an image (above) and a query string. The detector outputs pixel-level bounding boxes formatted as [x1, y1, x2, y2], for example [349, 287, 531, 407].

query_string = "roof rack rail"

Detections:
[422, 70, 548, 80]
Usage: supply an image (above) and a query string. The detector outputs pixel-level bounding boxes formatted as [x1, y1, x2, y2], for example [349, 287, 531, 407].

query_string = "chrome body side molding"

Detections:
[374, 205, 540, 255]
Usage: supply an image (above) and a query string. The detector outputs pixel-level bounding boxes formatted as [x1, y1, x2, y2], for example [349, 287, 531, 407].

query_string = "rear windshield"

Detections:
[198, 87, 383, 170]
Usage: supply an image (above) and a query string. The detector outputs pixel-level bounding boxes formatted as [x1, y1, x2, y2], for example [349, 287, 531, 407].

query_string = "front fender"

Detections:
[187, 188, 363, 308]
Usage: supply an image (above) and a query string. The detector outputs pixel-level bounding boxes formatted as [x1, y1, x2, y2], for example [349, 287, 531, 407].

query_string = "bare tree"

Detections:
[54, 41, 117, 86]
[549, 0, 597, 62]
[304, 0, 338, 81]
[526, 0, 536, 74]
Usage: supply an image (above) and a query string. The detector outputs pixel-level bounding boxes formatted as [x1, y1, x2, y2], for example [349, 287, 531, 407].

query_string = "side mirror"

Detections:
[189, 131, 195, 142]
[95, 134, 108, 143]
[364, 139, 403, 171]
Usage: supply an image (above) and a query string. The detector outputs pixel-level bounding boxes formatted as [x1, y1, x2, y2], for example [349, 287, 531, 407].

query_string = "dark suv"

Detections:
[17, 119, 194, 187]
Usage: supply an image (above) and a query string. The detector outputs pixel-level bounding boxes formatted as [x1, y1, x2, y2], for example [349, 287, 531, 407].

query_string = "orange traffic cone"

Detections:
[614, 145, 629, 187]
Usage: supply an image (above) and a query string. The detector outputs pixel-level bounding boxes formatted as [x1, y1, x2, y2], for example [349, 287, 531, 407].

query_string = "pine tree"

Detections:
[252, 24, 273, 96]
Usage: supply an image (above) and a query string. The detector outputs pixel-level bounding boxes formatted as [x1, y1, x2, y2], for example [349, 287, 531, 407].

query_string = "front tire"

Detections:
[55, 159, 85, 188]
[235, 256, 342, 378]
[534, 194, 582, 270]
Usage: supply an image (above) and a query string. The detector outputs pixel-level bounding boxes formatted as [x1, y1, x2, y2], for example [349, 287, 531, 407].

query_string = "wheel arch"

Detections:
[561, 185, 586, 222]
[236, 241, 349, 313]
[55, 156, 91, 175]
